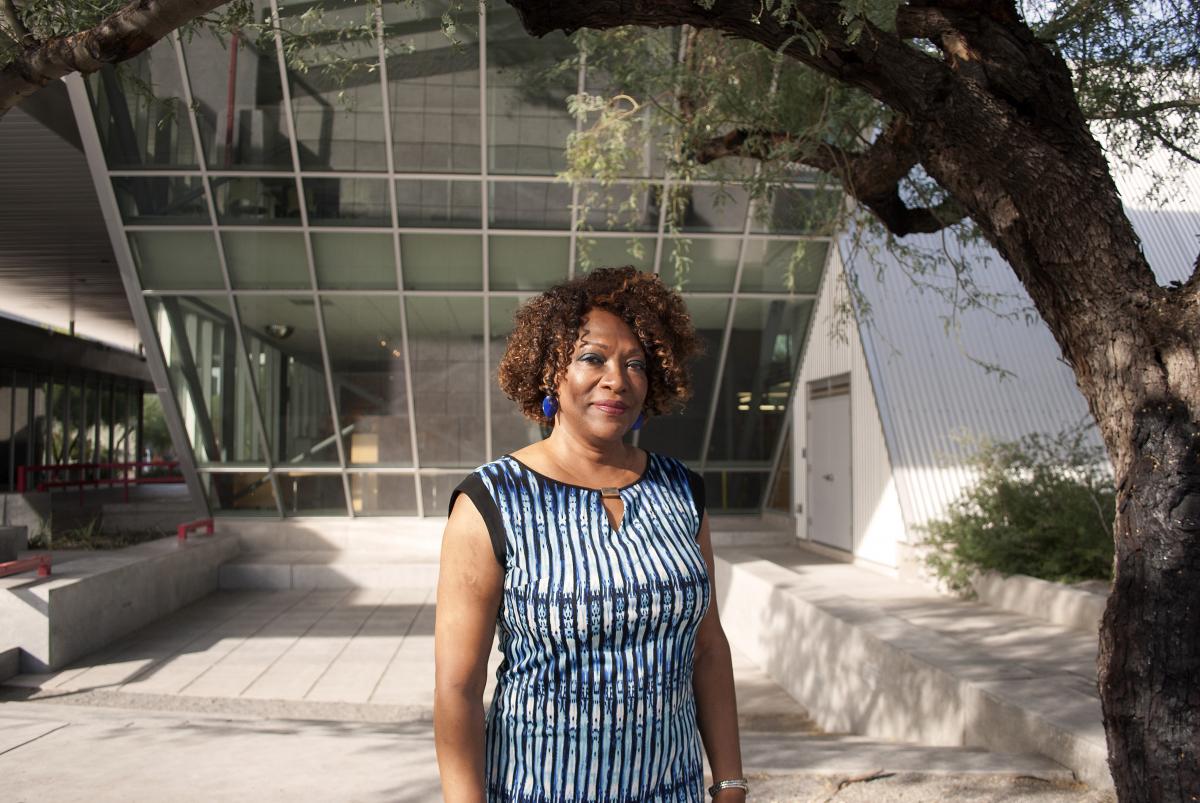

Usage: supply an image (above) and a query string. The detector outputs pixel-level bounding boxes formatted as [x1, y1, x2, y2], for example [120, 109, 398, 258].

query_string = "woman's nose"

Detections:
[600, 362, 627, 390]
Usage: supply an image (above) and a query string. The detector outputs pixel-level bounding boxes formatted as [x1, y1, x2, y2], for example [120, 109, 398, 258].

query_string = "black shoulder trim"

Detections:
[448, 473, 506, 567]
[685, 468, 706, 527]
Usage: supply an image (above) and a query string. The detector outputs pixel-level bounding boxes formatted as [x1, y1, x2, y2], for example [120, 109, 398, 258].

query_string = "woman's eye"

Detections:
[628, 361, 646, 371]
[579, 353, 603, 364]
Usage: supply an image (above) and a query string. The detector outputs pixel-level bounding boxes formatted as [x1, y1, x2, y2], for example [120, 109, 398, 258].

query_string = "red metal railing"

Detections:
[17, 461, 183, 503]
[177, 518, 214, 544]
[0, 554, 52, 579]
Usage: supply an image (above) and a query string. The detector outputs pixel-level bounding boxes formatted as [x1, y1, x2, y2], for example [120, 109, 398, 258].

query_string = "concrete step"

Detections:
[715, 545, 1111, 791]
[219, 551, 439, 590]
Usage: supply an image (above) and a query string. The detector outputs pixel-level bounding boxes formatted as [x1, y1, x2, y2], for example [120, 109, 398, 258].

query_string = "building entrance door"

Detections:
[807, 382, 851, 552]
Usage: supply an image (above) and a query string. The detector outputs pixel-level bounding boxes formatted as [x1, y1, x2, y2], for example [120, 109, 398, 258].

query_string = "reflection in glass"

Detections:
[767, 435, 792, 512]
[662, 238, 740, 292]
[278, 0, 387, 171]
[203, 471, 279, 513]
[350, 473, 419, 515]
[678, 185, 749, 233]
[305, 178, 390, 226]
[385, 0, 481, 172]
[313, 232, 396, 289]
[214, 177, 302, 225]
[396, 180, 482, 227]
[405, 296, 485, 466]
[489, 182, 572, 229]
[489, 236, 568, 290]
[86, 44, 196, 169]
[751, 187, 839, 235]
[576, 237, 655, 273]
[182, 8, 293, 169]
[740, 239, 828, 293]
[637, 298, 727, 462]
[146, 296, 263, 464]
[234, 296, 338, 465]
[487, 6, 575, 175]
[706, 299, 813, 465]
[702, 471, 770, 512]
[577, 184, 661, 232]
[223, 231, 310, 290]
[321, 297, 412, 466]
[277, 472, 347, 515]
[489, 295, 543, 457]
[130, 231, 224, 291]
[422, 473, 468, 518]
[401, 233, 482, 289]
[113, 176, 208, 225]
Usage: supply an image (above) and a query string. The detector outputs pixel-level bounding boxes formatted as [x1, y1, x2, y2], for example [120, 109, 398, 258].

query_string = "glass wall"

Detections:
[81, 3, 829, 517]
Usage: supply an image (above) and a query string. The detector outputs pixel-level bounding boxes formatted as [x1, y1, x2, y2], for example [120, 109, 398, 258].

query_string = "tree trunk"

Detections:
[503, 1, 1200, 797]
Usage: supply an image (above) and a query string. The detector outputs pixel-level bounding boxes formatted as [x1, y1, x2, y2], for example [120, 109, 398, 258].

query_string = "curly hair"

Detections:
[498, 267, 705, 426]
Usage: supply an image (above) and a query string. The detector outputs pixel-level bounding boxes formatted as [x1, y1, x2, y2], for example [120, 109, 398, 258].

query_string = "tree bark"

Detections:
[0, 0, 230, 119]
[504, 0, 1200, 798]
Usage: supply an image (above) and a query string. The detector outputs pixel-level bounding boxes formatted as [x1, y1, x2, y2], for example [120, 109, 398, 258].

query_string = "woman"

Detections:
[434, 267, 747, 802]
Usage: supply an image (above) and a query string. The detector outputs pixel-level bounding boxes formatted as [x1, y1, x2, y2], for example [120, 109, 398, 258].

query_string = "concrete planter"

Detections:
[971, 570, 1109, 635]
[0, 533, 238, 674]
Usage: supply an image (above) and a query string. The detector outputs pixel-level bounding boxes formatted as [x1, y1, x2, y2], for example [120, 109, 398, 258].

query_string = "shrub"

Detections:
[920, 426, 1116, 594]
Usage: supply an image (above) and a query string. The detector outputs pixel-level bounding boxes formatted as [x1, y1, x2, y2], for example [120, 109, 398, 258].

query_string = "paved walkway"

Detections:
[0, 588, 1115, 801]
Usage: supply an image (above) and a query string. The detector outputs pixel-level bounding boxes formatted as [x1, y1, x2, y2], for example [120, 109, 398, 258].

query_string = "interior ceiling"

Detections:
[0, 85, 140, 353]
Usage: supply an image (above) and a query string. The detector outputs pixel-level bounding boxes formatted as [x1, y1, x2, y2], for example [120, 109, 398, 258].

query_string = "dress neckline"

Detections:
[503, 449, 653, 494]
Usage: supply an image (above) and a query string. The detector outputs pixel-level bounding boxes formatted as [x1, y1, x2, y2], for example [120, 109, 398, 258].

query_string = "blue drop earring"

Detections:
[541, 395, 559, 420]
[631, 412, 646, 431]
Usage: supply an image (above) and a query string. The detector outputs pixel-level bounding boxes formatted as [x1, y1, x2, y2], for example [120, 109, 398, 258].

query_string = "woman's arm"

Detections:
[692, 512, 747, 802]
[434, 492, 504, 803]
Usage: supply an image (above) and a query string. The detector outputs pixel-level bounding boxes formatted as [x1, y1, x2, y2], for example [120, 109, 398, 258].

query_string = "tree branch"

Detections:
[1087, 98, 1200, 122]
[691, 118, 966, 236]
[1, 0, 33, 46]
[0, 0, 231, 119]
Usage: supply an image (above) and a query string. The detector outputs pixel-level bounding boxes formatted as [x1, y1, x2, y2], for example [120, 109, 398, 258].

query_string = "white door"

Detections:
[807, 389, 852, 552]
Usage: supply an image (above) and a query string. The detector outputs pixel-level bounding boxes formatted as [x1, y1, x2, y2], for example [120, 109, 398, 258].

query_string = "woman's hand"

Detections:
[433, 492, 503, 803]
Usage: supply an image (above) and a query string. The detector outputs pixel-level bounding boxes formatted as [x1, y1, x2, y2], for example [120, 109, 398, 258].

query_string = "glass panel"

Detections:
[9, 376, 31, 491]
[213, 177, 302, 224]
[421, 474, 466, 517]
[489, 236, 568, 290]
[662, 238, 739, 292]
[48, 379, 66, 463]
[577, 184, 661, 232]
[312, 232, 397, 289]
[488, 181, 571, 229]
[204, 471, 278, 513]
[223, 231, 310, 289]
[489, 295, 544, 457]
[67, 379, 84, 462]
[766, 435, 792, 512]
[234, 296, 338, 465]
[129, 231, 224, 290]
[400, 233, 482, 290]
[679, 185, 749, 233]
[706, 299, 813, 466]
[278, 0, 386, 171]
[637, 298, 727, 462]
[277, 472, 347, 515]
[85, 44, 196, 169]
[113, 176, 208, 225]
[740, 239, 828, 294]
[396, 179, 481, 227]
[305, 177, 391, 226]
[575, 237, 655, 273]
[350, 473, 419, 515]
[0, 376, 11, 489]
[321, 297, 412, 466]
[182, 7, 294, 170]
[146, 296, 264, 464]
[385, 0, 481, 172]
[486, 5, 575, 175]
[751, 187, 840, 234]
[405, 296, 484, 466]
[702, 471, 770, 513]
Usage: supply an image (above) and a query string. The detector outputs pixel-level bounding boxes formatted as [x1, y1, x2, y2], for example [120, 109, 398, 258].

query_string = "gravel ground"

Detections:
[747, 772, 1115, 803]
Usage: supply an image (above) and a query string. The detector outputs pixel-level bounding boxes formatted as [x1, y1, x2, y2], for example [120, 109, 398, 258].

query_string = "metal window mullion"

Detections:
[172, 31, 283, 518]
[268, 0, 354, 516]
[479, 0, 493, 465]
[375, 0, 424, 516]
[567, 48, 587, 281]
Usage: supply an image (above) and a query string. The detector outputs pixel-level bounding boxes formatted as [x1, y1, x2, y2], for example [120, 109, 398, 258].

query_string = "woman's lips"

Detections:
[593, 402, 628, 415]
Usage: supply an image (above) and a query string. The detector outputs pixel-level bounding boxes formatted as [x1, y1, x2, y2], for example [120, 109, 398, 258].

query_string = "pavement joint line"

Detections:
[175, 589, 324, 696]
[296, 590, 389, 700]
[368, 587, 434, 703]
[0, 720, 70, 757]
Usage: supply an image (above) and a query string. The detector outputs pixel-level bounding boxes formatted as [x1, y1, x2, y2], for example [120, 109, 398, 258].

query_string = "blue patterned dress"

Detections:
[449, 450, 710, 803]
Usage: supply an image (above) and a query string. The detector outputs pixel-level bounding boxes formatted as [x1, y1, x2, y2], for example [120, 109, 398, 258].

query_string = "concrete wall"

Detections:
[793, 248, 908, 571]
[0, 534, 238, 672]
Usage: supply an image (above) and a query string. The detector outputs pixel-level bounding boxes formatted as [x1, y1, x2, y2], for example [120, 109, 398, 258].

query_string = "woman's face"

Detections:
[552, 308, 649, 441]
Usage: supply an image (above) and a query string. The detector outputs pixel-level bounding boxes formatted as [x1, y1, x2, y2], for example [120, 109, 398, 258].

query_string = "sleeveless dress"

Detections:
[448, 450, 711, 803]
